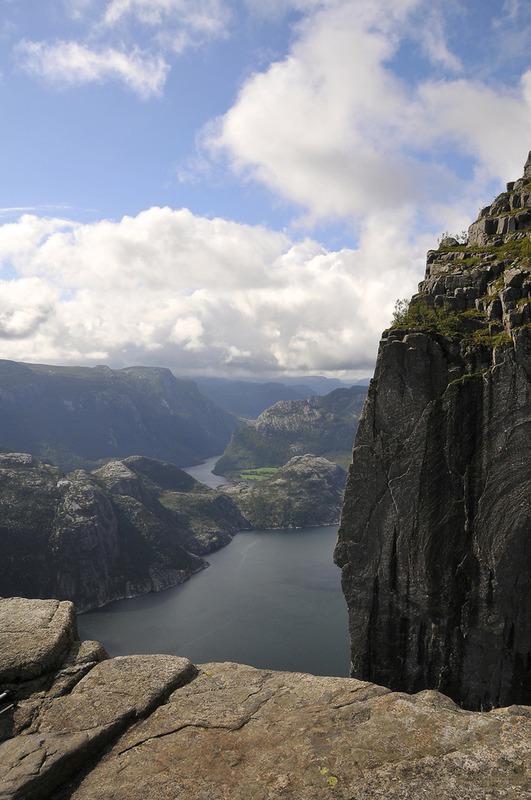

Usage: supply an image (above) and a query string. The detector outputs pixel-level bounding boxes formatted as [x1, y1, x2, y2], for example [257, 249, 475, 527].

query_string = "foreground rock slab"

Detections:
[62, 663, 531, 800]
[1, 598, 530, 800]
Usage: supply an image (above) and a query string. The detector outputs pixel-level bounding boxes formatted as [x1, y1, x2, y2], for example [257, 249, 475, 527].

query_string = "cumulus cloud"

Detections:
[0, 279, 57, 339]
[207, 0, 531, 228]
[8, 0, 531, 379]
[0, 207, 422, 377]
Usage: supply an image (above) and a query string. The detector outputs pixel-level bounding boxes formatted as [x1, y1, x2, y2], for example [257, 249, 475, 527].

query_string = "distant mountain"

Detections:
[0, 452, 247, 612]
[194, 375, 358, 418]
[279, 375, 357, 394]
[214, 385, 367, 476]
[0, 360, 239, 471]
[193, 377, 307, 418]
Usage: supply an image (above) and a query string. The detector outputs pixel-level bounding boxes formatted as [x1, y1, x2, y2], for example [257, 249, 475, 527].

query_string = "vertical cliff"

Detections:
[335, 155, 531, 710]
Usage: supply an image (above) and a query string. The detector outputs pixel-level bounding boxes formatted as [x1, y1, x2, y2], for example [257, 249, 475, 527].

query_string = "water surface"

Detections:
[78, 525, 350, 677]
[181, 455, 228, 488]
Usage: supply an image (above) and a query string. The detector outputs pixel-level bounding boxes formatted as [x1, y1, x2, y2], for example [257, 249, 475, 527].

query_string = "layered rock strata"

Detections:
[335, 155, 531, 710]
[1, 597, 530, 799]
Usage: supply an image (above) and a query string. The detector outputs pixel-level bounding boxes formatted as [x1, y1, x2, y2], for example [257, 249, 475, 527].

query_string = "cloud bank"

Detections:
[0, 208, 422, 377]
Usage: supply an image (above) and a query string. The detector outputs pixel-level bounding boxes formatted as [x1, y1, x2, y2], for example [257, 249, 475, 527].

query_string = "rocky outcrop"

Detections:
[335, 155, 531, 710]
[0, 360, 238, 471]
[214, 386, 366, 476]
[0, 453, 247, 612]
[226, 454, 347, 528]
[1, 598, 530, 800]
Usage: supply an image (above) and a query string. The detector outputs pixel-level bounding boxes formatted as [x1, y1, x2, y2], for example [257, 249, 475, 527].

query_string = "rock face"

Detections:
[215, 386, 366, 476]
[226, 454, 347, 528]
[335, 155, 531, 710]
[0, 360, 238, 471]
[1, 598, 530, 800]
[0, 453, 247, 612]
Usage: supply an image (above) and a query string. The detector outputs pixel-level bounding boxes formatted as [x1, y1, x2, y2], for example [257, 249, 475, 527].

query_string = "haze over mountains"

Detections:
[194, 376, 361, 419]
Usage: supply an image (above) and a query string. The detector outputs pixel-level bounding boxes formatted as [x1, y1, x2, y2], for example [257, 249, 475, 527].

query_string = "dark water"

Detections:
[77, 525, 350, 677]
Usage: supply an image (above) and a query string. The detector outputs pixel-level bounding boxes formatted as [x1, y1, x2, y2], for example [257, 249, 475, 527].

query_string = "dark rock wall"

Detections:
[335, 157, 531, 710]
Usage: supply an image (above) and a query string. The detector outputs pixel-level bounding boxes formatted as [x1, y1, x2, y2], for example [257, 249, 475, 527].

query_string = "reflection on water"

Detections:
[78, 526, 350, 677]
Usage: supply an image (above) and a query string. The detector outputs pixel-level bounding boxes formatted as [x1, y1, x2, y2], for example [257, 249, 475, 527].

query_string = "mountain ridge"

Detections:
[0, 360, 239, 471]
[214, 385, 366, 475]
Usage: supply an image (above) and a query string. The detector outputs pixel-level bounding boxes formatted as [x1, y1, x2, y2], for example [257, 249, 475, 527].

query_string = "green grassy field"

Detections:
[239, 467, 280, 481]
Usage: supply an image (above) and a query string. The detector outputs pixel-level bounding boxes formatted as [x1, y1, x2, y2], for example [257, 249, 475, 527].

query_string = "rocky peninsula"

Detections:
[0, 453, 246, 612]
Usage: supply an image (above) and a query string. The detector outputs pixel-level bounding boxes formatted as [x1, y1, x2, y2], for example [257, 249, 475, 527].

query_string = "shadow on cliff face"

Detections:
[335, 155, 531, 711]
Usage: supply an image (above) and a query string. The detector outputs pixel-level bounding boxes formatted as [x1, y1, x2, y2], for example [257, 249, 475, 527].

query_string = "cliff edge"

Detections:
[335, 154, 531, 711]
[1, 597, 530, 799]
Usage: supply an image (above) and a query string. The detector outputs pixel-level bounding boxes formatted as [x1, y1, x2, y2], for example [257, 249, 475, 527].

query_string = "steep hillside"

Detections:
[0, 361, 238, 471]
[335, 154, 531, 710]
[0, 452, 247, 611]
[214, 386, 366, 476]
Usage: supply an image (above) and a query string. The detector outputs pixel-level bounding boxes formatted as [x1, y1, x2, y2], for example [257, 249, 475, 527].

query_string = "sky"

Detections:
[0, 0, 530, 381]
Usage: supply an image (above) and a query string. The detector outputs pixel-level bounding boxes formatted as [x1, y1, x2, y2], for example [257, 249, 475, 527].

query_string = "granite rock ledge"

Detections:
[1, 598, 530, 799]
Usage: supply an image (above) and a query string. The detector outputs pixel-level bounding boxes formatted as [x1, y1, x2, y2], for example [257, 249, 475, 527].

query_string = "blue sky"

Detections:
[0, 0, 530, 379]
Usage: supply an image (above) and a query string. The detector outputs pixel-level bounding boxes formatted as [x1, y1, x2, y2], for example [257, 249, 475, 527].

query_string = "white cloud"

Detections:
[0, 207, 421, 376]
[104, 0, 230, 31]
[15, 0, 231, 97]
[207, 2, 414, 223]
[0, 278, 57, 339]
[207, 0, 531, 229]
[413, 8, 462, 73]
[7, 0, 531, 380]
[102, 0, 231, 54]
[62, 0, 98, 20]
[16, 40, 169, 98]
